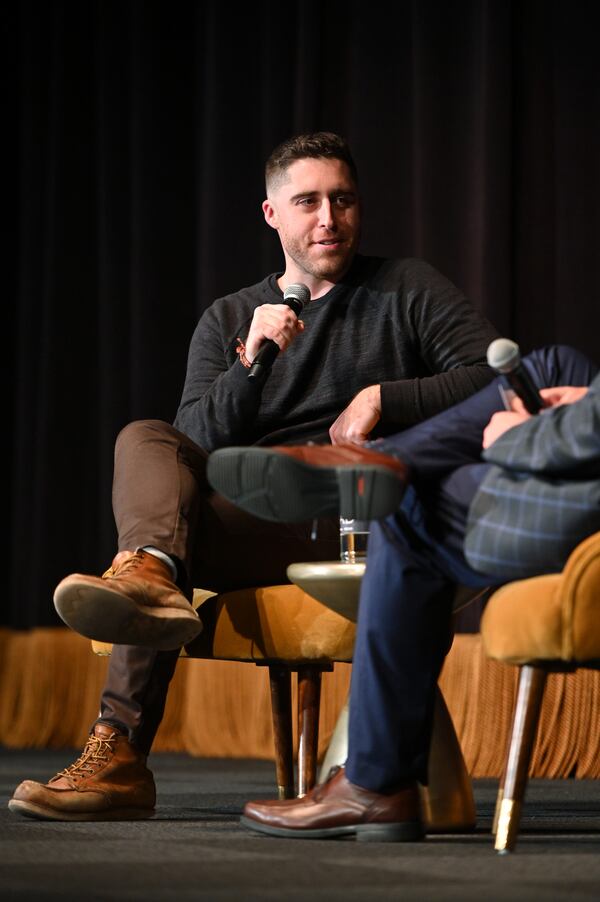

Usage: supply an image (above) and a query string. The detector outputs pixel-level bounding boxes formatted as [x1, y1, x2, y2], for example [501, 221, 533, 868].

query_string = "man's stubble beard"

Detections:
[283, 231, 360, 283]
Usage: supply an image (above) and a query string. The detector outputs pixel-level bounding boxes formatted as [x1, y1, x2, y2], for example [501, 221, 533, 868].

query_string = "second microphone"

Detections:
[486, 337, 545, 414]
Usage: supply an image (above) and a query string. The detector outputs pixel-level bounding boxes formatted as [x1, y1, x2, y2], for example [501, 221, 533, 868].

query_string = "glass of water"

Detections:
[339, 518, 369, 563]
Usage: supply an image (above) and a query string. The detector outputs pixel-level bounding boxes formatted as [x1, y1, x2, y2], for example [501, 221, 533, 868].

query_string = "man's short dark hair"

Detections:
[265, 132, 358, 194]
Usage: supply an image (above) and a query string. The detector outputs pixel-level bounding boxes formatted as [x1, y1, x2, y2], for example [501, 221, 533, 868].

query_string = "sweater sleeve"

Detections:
[173, 305, 264, 451]
[379, 264, 499, 431]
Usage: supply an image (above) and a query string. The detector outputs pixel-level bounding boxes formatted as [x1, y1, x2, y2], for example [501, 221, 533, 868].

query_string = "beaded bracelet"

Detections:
[236, 337, 252, 368]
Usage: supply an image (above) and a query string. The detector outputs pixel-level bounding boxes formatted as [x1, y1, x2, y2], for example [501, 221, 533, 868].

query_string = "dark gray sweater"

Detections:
[174, 255, 499, 451]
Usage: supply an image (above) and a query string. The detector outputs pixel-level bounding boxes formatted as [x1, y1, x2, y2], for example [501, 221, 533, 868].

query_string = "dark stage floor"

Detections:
[0, 749, 599, 901]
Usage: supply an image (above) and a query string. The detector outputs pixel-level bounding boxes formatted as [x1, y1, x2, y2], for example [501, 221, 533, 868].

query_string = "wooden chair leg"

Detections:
[495, 664, 547, 854]
[268, 665, 295, 799]
[297, 665, 323, 797]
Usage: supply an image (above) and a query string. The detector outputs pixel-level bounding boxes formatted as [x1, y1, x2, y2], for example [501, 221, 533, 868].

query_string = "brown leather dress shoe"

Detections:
[207, 442, 408, 523]
[241, 766, 424, 842]
[53, 549, 202, 650]
[8, 723, 156, 821]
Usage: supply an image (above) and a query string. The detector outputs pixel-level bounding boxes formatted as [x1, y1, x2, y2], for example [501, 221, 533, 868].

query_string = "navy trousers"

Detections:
[345, 345, 598, 791]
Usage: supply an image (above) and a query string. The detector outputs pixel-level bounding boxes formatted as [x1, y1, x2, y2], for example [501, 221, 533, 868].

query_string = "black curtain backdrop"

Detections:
[6, 0, 599, 628]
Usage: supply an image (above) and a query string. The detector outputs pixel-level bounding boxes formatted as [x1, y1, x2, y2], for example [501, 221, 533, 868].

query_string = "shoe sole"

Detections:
[8, 799, 155, 821]
[53, 583, 203, 651]
[239, 815, 424, 842]
[207, 448, 405, 522]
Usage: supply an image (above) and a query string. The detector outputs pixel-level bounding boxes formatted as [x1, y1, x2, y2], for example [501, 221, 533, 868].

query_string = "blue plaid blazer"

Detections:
[464, 373, 600, 580]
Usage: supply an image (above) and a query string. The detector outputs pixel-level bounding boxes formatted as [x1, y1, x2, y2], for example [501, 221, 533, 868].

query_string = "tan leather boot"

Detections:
[8, 723, 156, 821]
[53, 549, 202, 649]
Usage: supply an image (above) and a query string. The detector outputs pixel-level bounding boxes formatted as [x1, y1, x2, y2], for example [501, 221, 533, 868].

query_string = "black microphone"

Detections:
[486, 338, 545, 414]
[247, 282, 310, 383]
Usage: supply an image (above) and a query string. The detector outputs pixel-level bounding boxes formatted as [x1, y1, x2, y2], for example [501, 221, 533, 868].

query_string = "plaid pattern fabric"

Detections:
[464, 373, 600, 579]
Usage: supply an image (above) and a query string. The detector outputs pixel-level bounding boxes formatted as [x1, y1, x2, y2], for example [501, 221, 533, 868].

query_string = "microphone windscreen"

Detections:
[487, 337, 520, 374]
[283, 283, 310, 313]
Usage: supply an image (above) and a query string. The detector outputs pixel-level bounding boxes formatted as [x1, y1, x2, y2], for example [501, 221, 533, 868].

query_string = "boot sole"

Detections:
[207, 448, 405, 523]
[8, 799, 155, 821]
[240, 815, 424, 842]
[53, 583, 203, 650]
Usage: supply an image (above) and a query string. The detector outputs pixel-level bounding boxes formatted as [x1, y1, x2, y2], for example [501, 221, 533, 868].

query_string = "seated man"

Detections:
[8, 131, 500, 822]
[206, 344, 600, 842]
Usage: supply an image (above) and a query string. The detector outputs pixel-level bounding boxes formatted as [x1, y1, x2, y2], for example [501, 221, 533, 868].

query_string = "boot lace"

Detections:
[102, 550, 146, 580]
[57, 732, 118, 780]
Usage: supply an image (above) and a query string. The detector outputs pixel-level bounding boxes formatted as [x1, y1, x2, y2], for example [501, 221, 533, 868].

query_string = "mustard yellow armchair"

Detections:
[481, 531, 600, 853]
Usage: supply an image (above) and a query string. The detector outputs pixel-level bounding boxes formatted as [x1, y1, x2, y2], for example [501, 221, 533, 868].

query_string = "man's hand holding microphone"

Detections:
[483, 338, 589, 448]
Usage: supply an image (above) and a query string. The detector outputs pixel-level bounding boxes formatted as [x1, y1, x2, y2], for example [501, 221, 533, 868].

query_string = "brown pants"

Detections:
[99, 420, 339, 754]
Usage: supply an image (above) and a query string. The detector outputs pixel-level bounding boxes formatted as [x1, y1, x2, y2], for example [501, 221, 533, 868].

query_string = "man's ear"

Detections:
[262, 198, 279, 231]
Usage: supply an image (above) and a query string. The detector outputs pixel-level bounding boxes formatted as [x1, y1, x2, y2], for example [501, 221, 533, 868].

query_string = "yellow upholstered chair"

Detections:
[480, 531, 600, 853]
[94, 565, 478, 832]
[94, 582, 355, 800]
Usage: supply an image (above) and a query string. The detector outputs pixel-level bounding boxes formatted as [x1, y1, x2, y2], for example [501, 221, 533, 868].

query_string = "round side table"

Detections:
[286, 559, 477, 833]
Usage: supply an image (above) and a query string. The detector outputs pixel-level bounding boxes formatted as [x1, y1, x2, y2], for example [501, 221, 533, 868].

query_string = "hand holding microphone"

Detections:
[482, 338, 546, 448]
[486, 338, 546, 414]
[247, 283, 310, 383]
